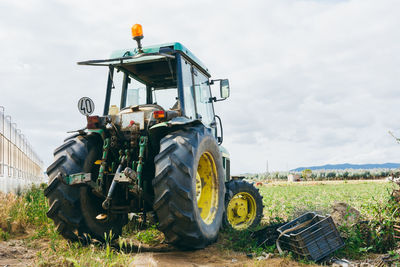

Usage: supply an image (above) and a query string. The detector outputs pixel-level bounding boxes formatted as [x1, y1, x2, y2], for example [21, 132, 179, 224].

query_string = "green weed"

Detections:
[0, 228, 9, 241]
[218, 228, 263, 255]
[135, 224, 163, 245]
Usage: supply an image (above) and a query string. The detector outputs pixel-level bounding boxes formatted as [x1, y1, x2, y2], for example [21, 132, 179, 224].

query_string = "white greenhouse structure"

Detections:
[0, 106, 44, 193]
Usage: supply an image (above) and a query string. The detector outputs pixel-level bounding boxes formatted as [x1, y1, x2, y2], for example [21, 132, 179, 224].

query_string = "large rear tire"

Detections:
[153, 126, 225, 249]
[44, 134, 127, 242]
[224, 180, 264, 230]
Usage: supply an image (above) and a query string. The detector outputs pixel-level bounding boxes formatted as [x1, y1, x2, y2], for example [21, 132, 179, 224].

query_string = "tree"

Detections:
[327, 172, 336, 180]
[302, 169, 312, 180]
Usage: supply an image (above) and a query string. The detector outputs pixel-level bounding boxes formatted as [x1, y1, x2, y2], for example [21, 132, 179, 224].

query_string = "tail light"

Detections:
[87, 116, 100, 129]
[153, 110, 165, 119]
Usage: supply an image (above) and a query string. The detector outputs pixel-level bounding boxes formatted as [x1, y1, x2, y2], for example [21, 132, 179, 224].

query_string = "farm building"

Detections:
[288, 173, 301, 182]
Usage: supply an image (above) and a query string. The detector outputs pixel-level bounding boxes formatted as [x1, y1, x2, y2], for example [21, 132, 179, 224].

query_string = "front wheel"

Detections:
[153, 126, 225, 249]
[224, 180, 264, 230]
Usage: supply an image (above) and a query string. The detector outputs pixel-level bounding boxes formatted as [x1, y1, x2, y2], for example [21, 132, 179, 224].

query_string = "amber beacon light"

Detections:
[131, 24, 144, 52]
[131, 24, 143, 38]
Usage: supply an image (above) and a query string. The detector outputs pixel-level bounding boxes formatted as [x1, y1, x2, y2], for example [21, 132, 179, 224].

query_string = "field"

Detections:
[0, 180, 398, 266]
[260, 180, 393, 221]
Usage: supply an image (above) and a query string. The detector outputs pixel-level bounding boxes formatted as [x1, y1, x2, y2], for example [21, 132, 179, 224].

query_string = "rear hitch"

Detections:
[101, 163, 139, 210]
[102, 156, 126, 210]
[102, 136, 147, 211]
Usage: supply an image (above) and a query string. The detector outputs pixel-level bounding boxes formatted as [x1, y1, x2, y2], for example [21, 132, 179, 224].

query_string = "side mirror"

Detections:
[220, 79, 230, 99]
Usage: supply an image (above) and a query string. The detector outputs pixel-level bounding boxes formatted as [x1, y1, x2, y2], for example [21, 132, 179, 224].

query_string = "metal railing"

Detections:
[0, 106, 44, 193]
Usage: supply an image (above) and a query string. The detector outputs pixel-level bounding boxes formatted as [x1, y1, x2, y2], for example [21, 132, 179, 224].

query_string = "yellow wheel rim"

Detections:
[226, 192, 257, 230]
[196, 152, 219, 225]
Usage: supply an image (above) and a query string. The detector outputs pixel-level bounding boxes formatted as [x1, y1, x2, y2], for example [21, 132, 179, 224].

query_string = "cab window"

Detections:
[181, 60, 196, 119]
[193, 68, 214, 126]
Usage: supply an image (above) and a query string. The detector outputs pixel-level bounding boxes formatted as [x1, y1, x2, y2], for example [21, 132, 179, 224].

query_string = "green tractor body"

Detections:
[45, 29, 263, 249]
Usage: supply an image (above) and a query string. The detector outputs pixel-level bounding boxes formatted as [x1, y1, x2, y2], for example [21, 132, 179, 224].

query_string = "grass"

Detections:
[0, 183, 54, 240]
[0, 180, 398, 266]
[218, 228, 262, 254]
[259, 180, 394, 221]
[134, 224, 163, 245]
[35, 240, 136, 266]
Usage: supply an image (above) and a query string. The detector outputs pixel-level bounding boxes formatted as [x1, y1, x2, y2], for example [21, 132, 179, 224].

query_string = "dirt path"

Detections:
[131, 248, 314, 267]
[0, 238, 316, 267]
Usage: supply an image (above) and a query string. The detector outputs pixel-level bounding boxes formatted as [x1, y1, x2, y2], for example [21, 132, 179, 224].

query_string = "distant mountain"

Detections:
[291, 163, 400, 172]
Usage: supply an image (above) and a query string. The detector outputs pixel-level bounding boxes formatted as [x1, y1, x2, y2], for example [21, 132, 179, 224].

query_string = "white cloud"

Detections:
[1, 0, 400, 174]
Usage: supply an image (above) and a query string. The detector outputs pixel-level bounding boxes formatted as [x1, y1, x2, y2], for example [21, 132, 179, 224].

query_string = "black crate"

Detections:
[277, 212, 344, 261]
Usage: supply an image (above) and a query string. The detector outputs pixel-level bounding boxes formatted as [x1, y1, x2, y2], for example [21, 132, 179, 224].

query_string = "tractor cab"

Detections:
[77, 24, 232, 184]
[78, 40, 230, 136]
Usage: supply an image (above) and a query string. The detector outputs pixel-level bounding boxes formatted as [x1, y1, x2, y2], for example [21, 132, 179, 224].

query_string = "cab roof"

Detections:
[109, 42, 210, 77]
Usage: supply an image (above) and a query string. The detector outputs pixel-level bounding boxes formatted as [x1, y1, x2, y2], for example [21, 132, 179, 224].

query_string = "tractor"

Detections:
[45, 24, 263, 249]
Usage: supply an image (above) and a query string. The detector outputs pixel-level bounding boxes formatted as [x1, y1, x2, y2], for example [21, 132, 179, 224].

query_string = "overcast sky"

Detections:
[1, 0, 400, 174]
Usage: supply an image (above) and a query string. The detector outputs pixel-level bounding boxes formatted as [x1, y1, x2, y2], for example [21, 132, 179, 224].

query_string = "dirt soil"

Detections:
[0, 238, 318, 267]
[132, 250, 317, 267]
[131, 244, 314, 267]
[0, 238, 36, 267]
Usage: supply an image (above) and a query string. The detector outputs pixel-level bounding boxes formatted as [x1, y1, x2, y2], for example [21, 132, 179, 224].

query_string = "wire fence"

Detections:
[0, 106, 44, 193]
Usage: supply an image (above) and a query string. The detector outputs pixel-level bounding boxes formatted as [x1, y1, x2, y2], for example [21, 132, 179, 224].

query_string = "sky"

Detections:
[1, 0, 400, 174]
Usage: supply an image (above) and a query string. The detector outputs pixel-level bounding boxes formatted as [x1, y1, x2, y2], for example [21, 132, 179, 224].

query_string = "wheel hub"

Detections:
[227, 192, 257, 230]
[231, 197, 248, 217]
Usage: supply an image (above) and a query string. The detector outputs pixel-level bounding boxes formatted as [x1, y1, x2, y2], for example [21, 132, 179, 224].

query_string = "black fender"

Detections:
[148, 117, 203, 153]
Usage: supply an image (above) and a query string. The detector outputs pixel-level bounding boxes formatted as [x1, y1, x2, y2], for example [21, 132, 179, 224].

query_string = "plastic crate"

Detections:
[277, 212, 344, 261]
